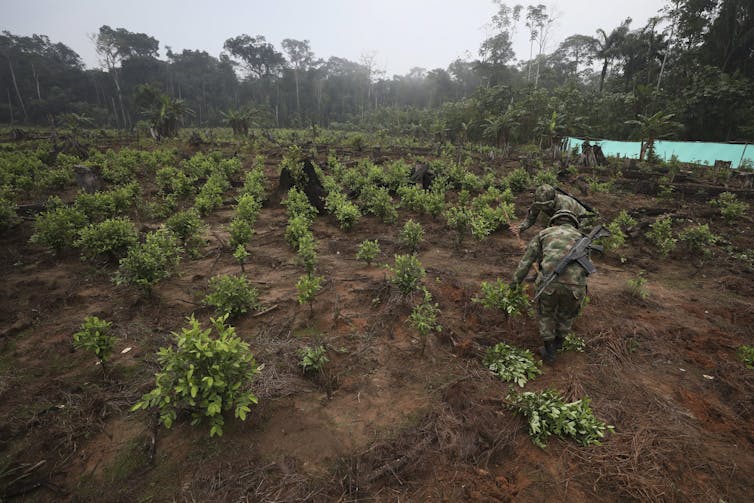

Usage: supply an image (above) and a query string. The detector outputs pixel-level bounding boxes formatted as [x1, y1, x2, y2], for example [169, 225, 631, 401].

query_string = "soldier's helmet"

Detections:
[549, 209, 579, 228]
[533, 184, 556, 210]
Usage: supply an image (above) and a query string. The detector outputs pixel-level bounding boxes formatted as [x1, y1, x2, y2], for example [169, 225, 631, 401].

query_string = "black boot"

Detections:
[540, 340, 556, 365]
[554, 335, 564, 351]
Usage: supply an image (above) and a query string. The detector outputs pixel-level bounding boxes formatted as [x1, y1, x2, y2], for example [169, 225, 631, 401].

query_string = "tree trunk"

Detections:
[599, 58, 608, 93]
[7, 88, 14, 123]
[32, 63, 42, 100]
[7, 57, 28, 121]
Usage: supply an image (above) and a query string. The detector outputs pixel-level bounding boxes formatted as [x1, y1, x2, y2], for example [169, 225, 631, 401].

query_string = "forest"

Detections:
[1, 0, 753, 144]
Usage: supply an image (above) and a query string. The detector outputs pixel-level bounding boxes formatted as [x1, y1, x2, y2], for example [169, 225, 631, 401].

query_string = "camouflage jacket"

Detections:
[512, 224, 588, 288]
[520, 193, 588, 231]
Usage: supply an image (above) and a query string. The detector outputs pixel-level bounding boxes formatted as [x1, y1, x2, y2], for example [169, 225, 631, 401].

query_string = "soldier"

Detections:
[516, 184, 591, 234]
[511, 209, 588, 364]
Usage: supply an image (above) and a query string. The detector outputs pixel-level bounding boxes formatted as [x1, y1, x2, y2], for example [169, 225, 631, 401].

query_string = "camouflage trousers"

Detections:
[536, 282, 586, 342]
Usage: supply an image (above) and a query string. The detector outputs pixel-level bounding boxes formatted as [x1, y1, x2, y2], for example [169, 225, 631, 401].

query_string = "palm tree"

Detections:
[147, 95, 193, 139]
[483, 108, 520, 154]
[625, 111, 681, 161]
[595, 18, 632, 93]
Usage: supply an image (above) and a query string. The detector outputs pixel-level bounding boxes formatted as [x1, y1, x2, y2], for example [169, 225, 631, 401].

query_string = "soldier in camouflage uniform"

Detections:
[511, 209, 587, 364]
[517, 184, 589, 233]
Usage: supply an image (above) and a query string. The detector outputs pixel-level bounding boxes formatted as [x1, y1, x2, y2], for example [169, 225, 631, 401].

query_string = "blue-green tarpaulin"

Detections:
[564, 137, 753, 170]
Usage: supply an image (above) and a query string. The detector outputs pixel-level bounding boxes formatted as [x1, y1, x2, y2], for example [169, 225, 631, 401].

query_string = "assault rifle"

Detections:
[555, 186, 596, 215]
[533, 225, 611, 301]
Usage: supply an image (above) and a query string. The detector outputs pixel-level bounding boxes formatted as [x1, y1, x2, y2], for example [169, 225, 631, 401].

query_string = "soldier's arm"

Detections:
[512, 235, 542, 285]
[519, 206, 539, 232]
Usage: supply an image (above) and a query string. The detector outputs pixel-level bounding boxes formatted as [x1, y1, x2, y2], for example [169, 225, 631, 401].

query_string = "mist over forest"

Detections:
[1, 0, 752, 144]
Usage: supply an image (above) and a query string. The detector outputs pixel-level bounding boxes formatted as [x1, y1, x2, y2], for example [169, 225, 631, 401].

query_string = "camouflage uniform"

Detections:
[519, 185, 589, 233]
[512, 214, 587, 354]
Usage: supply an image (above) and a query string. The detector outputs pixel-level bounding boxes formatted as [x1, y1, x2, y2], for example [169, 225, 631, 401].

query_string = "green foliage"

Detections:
[600, 209, 637, 254]
[115, 230, 181, 292]
[132, 314, 259, 437]
[283, 187, 317, 221]
[408, 288, 442, 350]
[533, 169, 558, 187]
[443, 206, 472, 245]
[228, 217, 254, 249]
[279, 145, 304, 184]
[204, 274, 260, 318]
[0, 193, 20, 231]
[646, 216, 677, 257]
[711, 192, 748, 223]
[296, 233, 318, 274]
[285, 214, 313, 249]
[587, 177, 613, 193]
[296, 274, 323, 311]
[507, 389, 614, 448]
[484, 342, 542, 387]
[30, 206, 88, 253]
[233, 244, 249, 268]
[504, 168, 532, 193]
[325, 190, 361, 230]
[165, 208, 204, 256]
[738, 345, 754, 369]
[474, 280, 530, 318]
[559, 334, 586, 353]
[73, 184, 139, 222]
[657, 176, 674, 198]
[614, 209, 637, 230]
[625, 273, 649, 300]
[356, 239, 381, 265]
[388, 254, 426, 297]
[359, 186, 398, 223]
[73, 316, 115, 365]
[298, 345, 329, 373]
[195, 173, 229, 216]
[236, 194, 262, 225]
[399, 219, 424, 252]
[156, 166, 195, 198]
[678, 224, 718, 264]
[74, 217, 139, 262]
[240, 158, 267, 202]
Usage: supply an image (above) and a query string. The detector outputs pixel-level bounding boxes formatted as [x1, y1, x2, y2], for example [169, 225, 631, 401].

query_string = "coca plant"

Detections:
[132, 314, 260, 437]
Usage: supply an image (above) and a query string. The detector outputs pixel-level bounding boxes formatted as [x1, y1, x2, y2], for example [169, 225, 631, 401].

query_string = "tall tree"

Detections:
[281, 39, 314, 122]
[594, 18, 632, 93]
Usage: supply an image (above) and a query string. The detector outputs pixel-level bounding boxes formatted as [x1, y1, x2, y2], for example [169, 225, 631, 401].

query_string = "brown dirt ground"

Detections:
[1, 139, 753, 502]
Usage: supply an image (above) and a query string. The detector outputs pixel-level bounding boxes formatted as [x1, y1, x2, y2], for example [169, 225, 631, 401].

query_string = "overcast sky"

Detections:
[4, 0, 666, 76]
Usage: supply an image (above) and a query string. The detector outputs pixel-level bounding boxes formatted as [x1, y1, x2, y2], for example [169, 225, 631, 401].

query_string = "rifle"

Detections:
[533, 225, 611, 301]
[555, 186, 596, 215]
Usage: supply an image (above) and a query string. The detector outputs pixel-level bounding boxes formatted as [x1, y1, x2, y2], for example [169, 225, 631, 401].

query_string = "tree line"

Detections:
[1, 0, 752, 144]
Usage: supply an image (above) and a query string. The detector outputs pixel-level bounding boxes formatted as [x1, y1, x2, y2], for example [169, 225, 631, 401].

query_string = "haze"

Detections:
[5, 0, 663, 76]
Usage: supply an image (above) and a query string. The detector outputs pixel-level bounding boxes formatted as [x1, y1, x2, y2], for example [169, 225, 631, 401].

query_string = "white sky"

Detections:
[4, 0, 665, 77]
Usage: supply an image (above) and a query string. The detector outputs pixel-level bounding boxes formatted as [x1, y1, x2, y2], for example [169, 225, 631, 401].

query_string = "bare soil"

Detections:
[1, 139, 753, 502]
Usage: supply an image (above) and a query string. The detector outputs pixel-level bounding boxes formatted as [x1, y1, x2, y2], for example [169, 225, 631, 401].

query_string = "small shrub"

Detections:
[711, 192, 748, 223]
[298, 345, 329, 373]
[533, 169, 558, 187]
[115, 230, 181, 293]
[387, 254, 426, 297]
[296, 234, 318, 274]
[625, 273, 649, 299]
[559, 334, 586, 353]
[73, 316, 115, 369]
[236, 194, 262, 225]
[646, 216, 677, 257]
[738, 345, 754, 369]
[132, 314, 259, 437]
[678, 223, 718, 264]
[474, 280, 530, 318]
[240, 159, 267, 202]
[0, 195, 20, 231]
[360, 186, 398, 223]
[204, 274, 260, 318]
[296, 274, 323, 313]
[587, 177, 613, 193]
[356, 239, 380, 265]
[657, 176, 674, 198]
[399, 219, 424, 252]
[165, 208, 204, 256]
[504, 168, 531, 193]
[443, 206, 472, 245]
[285, 215, 312, 249]
[30, 206, 87, 253]
[484, 342, 542, 387]
[507, 389, 614, 448]
[283, 187, 317, 221]
[75, 217, 139, 262]
[228, 217, 254, 249]
[408, 288, 442, 351]
[233, 244, 249, 271]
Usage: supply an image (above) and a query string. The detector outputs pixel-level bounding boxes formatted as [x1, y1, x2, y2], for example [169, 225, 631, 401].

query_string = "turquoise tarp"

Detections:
[564, 137, 753, 169]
